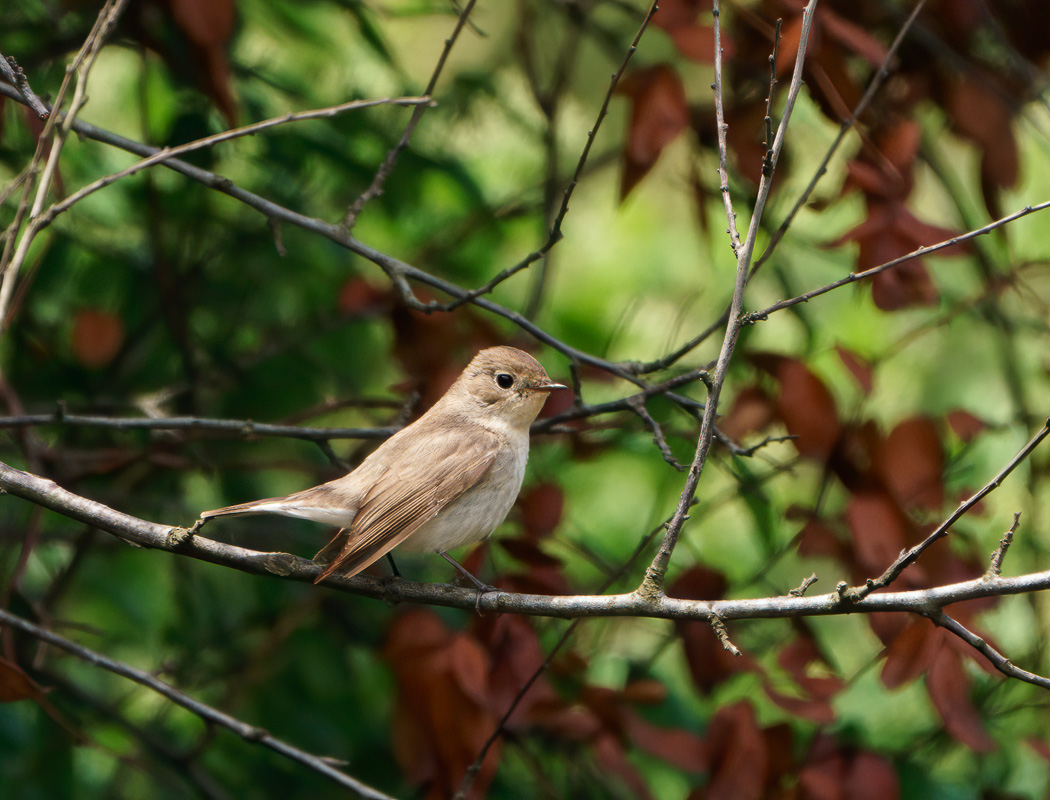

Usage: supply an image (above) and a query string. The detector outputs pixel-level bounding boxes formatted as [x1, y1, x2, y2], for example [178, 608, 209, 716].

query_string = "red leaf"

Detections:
[594, 732, 653, 800]
[71, 309, 124, 368]
[700, 702, 769, 800]
[626, 713, 706, 772]
[774, 360, 842, 461]
[498, 538, 562, 569]
[337, 277, 389, 315]
[765, 636, 844, 724]
[835, 345, 873, 395]
[927, 645, 997, 752]
[845, 491, 915, 578]
[620, 679, 667, 705]
[797, 519, 848, 561]
[384, 610, 501, 798]
[946, 74, 1019, 199]
[516, 483, 564, 540]
[720, 385, 776, 441]
[846, 751, 900, 800]
[874, 417, 945, 512]
[0, 656, 45, 702]
[165, 0, 237, 125]
[619, 65, 689, 198]
[947, 410, 987, 443]
[880, 618, 941, 688]
[652, 0, 706, 30]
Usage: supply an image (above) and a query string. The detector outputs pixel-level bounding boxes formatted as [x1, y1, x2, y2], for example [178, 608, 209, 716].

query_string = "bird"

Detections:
[196, 346, 565, 586]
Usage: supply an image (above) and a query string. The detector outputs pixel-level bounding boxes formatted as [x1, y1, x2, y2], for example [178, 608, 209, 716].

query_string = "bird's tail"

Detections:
[199, 496, 292, 520]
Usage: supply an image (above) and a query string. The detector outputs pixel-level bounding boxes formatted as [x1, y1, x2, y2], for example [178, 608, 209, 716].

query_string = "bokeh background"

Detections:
[3, 0, 1050, 798]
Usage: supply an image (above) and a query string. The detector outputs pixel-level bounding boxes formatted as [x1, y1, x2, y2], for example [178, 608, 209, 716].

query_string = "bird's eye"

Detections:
[495, 373, 514, 389]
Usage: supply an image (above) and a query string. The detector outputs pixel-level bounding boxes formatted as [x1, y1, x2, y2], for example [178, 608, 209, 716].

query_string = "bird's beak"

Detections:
[535, 381, 567, 392]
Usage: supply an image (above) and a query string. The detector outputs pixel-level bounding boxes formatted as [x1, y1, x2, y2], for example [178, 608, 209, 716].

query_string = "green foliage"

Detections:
[3, 0, 1050, 798]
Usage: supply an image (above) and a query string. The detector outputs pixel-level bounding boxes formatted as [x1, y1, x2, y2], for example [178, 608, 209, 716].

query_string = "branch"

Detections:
[640, 0, 821, 595]
[931, 610, 1050, 691]
[444, 1, 659, 310]
[7, 459, 1050, 628]
[744, 200, 1050, 323]
[845, 417, 1050, 602]
[750, 0, 929, 278]
[711, 1, 746, 255]
[343, 0, 478, 227]
[0, 81, 695, 398]
[0, 412, 396, 442]
[0, 52, 49, 119]
[0, 607, 396, 799]
[0, 0, 130, 330]
[626, 0, 929, 374]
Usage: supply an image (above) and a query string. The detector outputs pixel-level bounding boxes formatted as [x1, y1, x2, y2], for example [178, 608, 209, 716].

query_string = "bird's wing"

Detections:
[314, 426, 499, 582]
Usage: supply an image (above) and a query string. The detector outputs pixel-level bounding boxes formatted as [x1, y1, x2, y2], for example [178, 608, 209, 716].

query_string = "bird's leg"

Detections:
[386, 553, 401, 578]
[166, 516, 207, 548]
[439, 551, 497, 594]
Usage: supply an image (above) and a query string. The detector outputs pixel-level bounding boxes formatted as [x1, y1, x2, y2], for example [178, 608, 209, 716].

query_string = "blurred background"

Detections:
[2, 0, 1050, 797]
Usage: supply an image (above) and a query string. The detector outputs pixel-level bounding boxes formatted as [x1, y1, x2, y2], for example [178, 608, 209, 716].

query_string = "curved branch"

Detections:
[4, 459, 1050, 627]
[0, 607, 396, 800]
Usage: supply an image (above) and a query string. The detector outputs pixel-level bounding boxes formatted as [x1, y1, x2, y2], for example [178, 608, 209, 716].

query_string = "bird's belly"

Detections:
[401, 443, 527, 554]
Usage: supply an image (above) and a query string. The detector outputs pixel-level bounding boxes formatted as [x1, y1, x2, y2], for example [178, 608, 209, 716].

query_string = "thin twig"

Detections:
[846, 418, 1050, 602]
[750, 0, 929, 278]
[986, 512, 1021, 578]
[343, 0, 478, 228]
[0, 0, 130, 330]
[760, 19, 783, 178]
[931, 610, 1050, 691]
[446, 1, 659, 310]
[2, 95, 431, 270]
[0, 413, 397, 441]
[744, 200, 1050, 324]
[0, 79, 714, 418]
[0, 608, 397, 799]
[628, 396, 686, 471]
[0, 52, 50, 119]
[711, 0, 742, 254]
[640, 0, 821, 596]
[626, 0, 928, 376]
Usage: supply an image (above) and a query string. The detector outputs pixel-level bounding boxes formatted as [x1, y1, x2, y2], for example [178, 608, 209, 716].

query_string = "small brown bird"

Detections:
[198, 346, 565, 585]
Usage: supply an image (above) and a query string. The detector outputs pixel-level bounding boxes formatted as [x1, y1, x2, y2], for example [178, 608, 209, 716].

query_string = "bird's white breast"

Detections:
[399, 428, 529, 554]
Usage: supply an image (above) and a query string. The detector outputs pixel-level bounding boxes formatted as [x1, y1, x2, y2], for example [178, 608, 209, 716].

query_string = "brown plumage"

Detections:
[199, 347, 564, 584]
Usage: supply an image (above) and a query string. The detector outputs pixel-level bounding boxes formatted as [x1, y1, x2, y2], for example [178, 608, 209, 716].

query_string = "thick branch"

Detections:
[4, 459, 1050, 626]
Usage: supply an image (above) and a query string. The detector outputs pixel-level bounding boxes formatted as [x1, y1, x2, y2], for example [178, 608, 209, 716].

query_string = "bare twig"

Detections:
[0, 413, 397, 442]
[745, 200, 1050, 324]
[0, 79, 719, 426]
[709, 613, 741, 656]
[626, 0, 929, 376]
[987, 512, 1021, 578]
[0, 0, 130, 330]
[846, 418, 1050, 602]
[0, 53, 49, 119]
[628, 396, 686, 470]
[760, 19, 782, 179]
[931, 610, 1050, 691]
[1, 95, 431, 274]
[0, 608, 396, 799]
[750, 0, 929, 278]
[641, 0, 821, 596]
[789, 573, 819, 597]
[343, 0, 478, 228]
[711, 0, 743, 254]
[447, 1, 659, 310]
